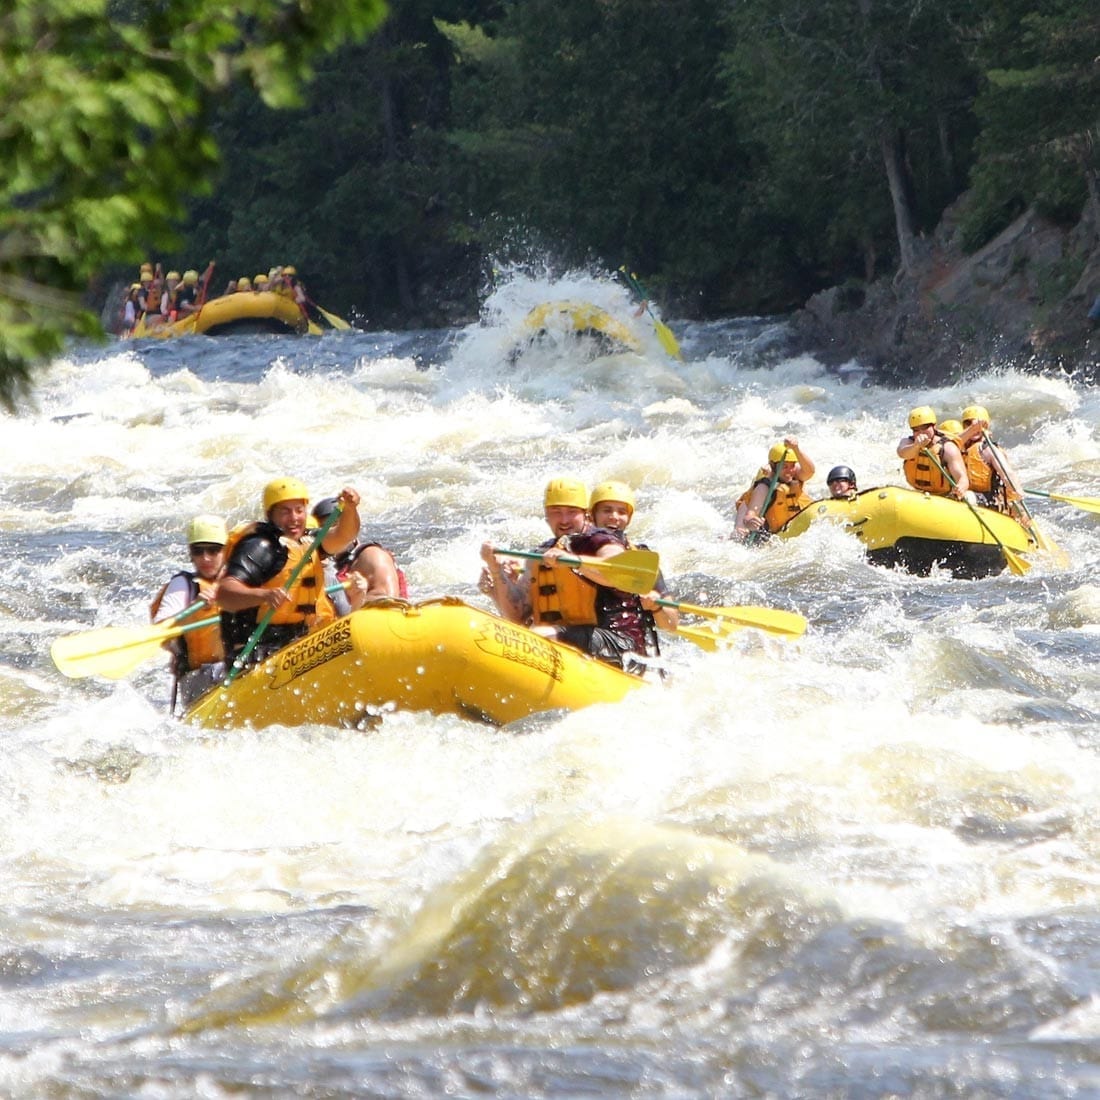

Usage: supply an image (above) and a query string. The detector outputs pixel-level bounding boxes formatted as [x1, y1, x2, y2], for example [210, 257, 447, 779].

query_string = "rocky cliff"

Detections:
[791, 196, 1100, 386]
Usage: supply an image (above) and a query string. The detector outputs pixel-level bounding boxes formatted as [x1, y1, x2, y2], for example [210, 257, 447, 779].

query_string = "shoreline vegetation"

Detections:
[6, 0, 1099, 403]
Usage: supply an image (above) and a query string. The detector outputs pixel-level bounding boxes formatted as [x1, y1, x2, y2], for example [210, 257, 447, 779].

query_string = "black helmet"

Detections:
[311, 496, 340, 522]
[826, 465, 857, 485]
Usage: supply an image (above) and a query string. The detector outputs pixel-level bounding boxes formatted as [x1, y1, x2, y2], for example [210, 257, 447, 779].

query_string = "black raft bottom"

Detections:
[869, 538, 1007, 579]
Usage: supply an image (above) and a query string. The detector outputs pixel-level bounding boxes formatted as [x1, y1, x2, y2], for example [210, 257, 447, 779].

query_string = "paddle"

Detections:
[744, 463, 782, 547]
[973, 429, 1066, 564]
[922, 448, 1030, 576]
[657, 598, 807, 643]
[222, 502, 347, 684]
[494, 547, 659, 596]
[1024, 487, 1100, 516]
[52, 599, 213, 681]
[52, 582, 354, 682]
[617, 267, 682, 359]
[307, 298, 352, 331]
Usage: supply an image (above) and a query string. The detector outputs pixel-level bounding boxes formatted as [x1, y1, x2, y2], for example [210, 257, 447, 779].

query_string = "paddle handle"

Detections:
[496, 548, 588, 569]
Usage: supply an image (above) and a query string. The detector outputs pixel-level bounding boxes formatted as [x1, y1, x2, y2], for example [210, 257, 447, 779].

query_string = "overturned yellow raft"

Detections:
[778, 485, 1038, 578]
[139, 291, 310, 338]
[519, 300, 643, 354]
[184, 598, 644, 729]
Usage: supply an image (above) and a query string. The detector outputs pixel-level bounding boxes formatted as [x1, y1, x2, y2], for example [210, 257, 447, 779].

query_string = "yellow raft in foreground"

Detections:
[184, 598, 644, 729]
[137, 291, 311, 338]
[778, 485, 1038, 578]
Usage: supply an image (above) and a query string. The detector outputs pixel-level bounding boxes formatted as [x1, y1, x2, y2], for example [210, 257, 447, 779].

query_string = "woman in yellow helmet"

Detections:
[149, 515, 228, 710]
[897, 405, 969, 499]
[479, 477, 656, 672]
[216, 479, 362, 668]
[733, 437, 815, 540]
[588, 480, 680, 648]
[954, 404, 1025, 515]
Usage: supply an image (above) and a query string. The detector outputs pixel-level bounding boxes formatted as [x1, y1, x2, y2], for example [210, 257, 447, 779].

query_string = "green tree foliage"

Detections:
[723, 0, 979, 280]
[962, 0, 1100, 249]
[441, 0, 752, 312]
[0, 0, 384, 408]
[172, 0, 495, 325]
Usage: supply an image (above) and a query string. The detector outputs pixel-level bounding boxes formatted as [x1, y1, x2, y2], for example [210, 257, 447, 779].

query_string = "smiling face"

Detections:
[544, 505, 588, 538]
[778, 460, 798, 484]
[592, 500, 632, 531]
[269, 499, 309, 539]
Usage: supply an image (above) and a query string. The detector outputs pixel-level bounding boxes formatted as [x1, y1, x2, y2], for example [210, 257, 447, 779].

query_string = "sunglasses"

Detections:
[189, 544, 222, 557]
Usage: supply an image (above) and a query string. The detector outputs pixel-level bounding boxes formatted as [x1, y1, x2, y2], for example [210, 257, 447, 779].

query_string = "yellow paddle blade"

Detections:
[1025, 488, 1100, 516]
[51, 615, 218, 680]
[496, 547, 660, 596]
[307, 321, 324, 335]
[316, 304, 351, 331]
[1028, 520, 1070, 568]
[659, 599, 807, 639]
[653, 318, 682, 360]
[53, 624, 176, 680]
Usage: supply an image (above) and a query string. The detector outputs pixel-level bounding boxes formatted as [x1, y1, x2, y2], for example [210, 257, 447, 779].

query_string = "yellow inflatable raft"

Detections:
[516, 300, 643, 356]
[778, 485, 1037, 578]
[136, 291, 311, 338]
[184, 598, 644, 729]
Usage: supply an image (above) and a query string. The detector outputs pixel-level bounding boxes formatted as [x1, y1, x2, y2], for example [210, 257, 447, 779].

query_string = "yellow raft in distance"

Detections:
[137, 291, 311, 338]
[778, 485, 1037, 578]
[184, 598, 644, 729]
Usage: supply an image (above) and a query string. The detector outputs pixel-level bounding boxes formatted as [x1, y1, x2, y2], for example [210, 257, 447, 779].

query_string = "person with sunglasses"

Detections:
[149, 514, 228, 709]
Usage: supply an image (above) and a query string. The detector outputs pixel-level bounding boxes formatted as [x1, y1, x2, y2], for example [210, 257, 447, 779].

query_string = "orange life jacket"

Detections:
[222, 522, 335, 630]
[149, 573, 224, 670]
[962, 441, 993, 494]
[737, 466, 812, 532]
[532, 561, 598, 627]
[903, 437, 953, 495]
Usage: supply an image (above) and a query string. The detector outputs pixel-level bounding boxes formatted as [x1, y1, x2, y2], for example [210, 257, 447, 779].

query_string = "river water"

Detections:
[4, 271, 1100, 1096]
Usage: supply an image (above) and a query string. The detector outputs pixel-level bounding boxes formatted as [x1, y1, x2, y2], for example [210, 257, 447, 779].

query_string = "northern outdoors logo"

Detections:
[269, 618, 353, 689]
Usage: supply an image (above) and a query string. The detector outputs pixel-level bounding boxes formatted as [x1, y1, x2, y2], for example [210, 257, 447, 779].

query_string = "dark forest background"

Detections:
[133, 0, 1100, 327]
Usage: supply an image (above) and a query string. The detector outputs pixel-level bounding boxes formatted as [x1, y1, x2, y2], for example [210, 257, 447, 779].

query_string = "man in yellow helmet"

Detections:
[897, 406, 969, 499]
[733, 438, 815, 540]
[150, 515, 228, 710]
[216, 479, 362, 667]
[479, 476, 656, 672]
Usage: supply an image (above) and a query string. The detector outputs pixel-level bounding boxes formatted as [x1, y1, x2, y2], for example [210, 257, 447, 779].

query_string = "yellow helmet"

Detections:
[183, 269, 199, 285]
[254, 273, 269, 284]
[590, 480, 635, 519]
[140, 271, 153, 283]
[908, 405, 936, 428]
[186, 514, 228, 546]
[543, 477, 589, 510]
[129, 283, 142, 291]
[139, 262, 153, 272]
[938, 419, 964, 438]
[282, 264, 297, 276]
[165, 270, 181, 281]
[262, 477, 310, 513]
[962, 404, 990, 426]
[768, 443, 797, 464]
[236, 277, 252, 291]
